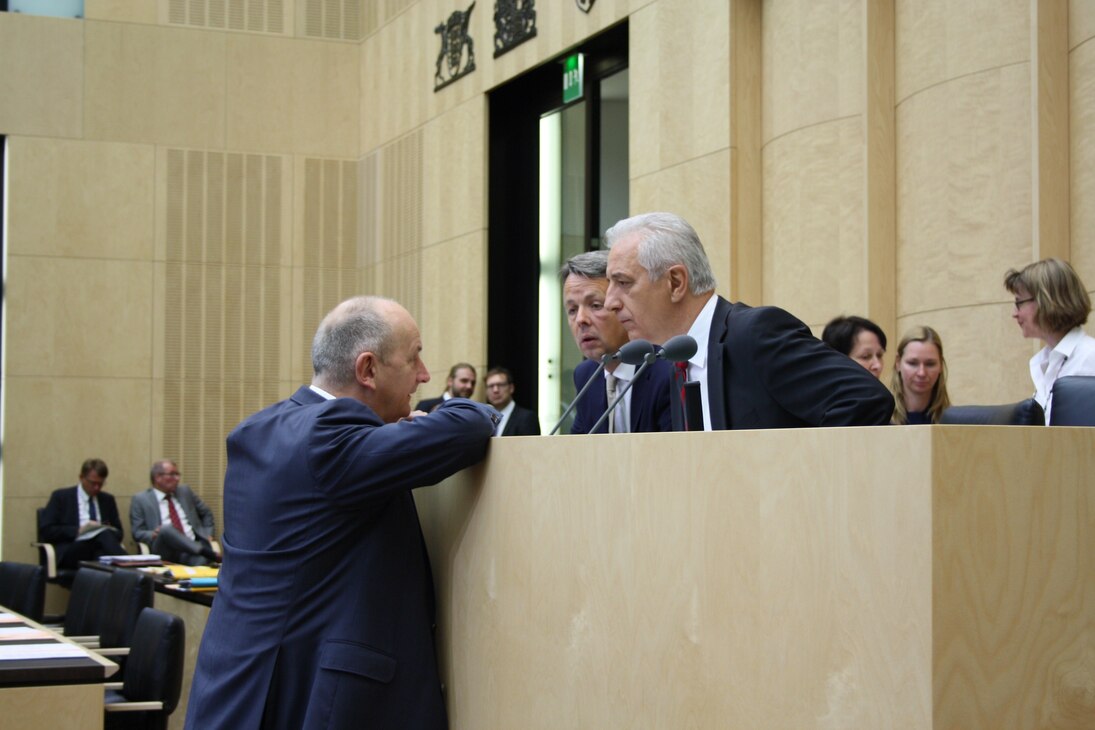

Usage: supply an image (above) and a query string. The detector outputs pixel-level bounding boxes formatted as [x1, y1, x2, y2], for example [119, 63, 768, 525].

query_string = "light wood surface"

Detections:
[415, 426, 1095, 729]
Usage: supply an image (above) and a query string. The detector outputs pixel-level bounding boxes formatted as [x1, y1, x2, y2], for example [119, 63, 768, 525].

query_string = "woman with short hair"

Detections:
[821, 315, 887, 379]
[1004, 257, 1095, 421]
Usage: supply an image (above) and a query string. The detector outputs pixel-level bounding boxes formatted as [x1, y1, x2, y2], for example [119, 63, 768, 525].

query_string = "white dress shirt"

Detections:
[1029, 326, 1095, 422]
[681, 294, 718, 431]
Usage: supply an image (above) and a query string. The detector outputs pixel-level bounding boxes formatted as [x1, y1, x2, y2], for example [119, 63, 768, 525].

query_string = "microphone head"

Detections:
[617, 339, 655, 365]
[659, 335, 698, 362]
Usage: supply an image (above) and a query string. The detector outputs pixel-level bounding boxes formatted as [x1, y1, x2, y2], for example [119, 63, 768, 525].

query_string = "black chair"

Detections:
[940, 398, 1045, 425]
[51, 567, 111, 643]
[0, 561, 46, 622]
[1049, 376, 1095, 425]
[97, 570, 155, 661]
[103, 608, 185, 730]
[32, 507, 77, 587]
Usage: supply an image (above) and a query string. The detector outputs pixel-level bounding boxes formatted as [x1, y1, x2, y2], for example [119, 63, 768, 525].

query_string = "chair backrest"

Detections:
[1049, 376, 1095, 426]
[36, 508, 48, 542]
[122, 608, 185, 715]
[99, 570, 155, 649]
[0, 561, 46, 622]
[940, 398, 1045, 426]
[63, 567, 111, 636]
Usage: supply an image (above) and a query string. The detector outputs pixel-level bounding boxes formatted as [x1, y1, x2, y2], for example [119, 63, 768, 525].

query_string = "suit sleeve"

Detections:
[40, 490, 77, 543]
[652, 364, 673, 432]
[750, 307, 895, 426]
[129, 494, 156, 545]
[307, 397, 497, 509]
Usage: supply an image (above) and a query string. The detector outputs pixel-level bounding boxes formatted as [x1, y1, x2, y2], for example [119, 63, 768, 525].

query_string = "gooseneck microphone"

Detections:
[658, 334, 698, 363]
[590, 345, 659, 434]
[550, 340, 655, 435]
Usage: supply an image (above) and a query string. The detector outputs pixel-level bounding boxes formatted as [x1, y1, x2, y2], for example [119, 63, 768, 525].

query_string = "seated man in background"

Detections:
[415, 362, 477, 412]
[40, 458, 128, 569]
[130, 459, 218, 565]
[561, 250, 672, 433]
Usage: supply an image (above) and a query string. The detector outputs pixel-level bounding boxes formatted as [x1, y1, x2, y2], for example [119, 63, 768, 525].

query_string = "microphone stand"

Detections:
[590, 351, 657, 434]
[550, 353, 611, 435]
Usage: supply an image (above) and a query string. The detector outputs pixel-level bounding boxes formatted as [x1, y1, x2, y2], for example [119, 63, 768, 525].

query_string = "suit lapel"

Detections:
[707, 296, 732, 430]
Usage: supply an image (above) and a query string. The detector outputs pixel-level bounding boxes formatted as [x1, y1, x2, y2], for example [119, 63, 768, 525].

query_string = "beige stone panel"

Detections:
[0, 13, 83, 138]
[2, 375, 153, 500]
[422, 97, 487, 247]
[5, 256, 153, 379]
[896, 65, 1031, 316]
[761, 0, 863, 143]
[3, 496, 56, 565]
[629, 0, 730, 178]
[1073, 0, 1095, 48]
[895, 0, 1029, 103]
[762, 117, 865, 327]
[84, 21, 226, 148]
[418, 232, 487, 376]
[1071, 40, 1095, 287]
[227, 34, 358, 156]
[894, 304, 1035, 407]
[6, 137, 155, 260]
[630, 150, 731, 298]
[84, 0, 159, 23]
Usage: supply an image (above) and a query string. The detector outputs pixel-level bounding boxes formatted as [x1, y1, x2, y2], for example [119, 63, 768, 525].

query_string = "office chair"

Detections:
[32, 507, 78, 587]
[97, 570, 155, 662]
[49, 566, 111, 644]
[1049, 376, 1095, 426]
[0, 561, 46, 622]
[940, 398, 1044, 425]
[103, 608, 185, 730]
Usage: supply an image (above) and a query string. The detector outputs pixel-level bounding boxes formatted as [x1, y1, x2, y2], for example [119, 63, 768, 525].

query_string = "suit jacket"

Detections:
[130, 485, 215, 546]
[40, 486, 124, 566]
[570, 358, 673, 434]
[186, 387, 496, 730]
[500, 403, 540, 436]
[677, 297, 894, 430]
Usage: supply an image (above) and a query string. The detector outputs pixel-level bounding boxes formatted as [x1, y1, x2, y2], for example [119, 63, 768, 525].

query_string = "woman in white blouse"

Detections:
[1003, 257, 1095, 422]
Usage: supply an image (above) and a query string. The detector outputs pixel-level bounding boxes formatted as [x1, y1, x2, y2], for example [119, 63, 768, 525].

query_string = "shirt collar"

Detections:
[309, 384, 335, 400]
[685, 294, 717, 368]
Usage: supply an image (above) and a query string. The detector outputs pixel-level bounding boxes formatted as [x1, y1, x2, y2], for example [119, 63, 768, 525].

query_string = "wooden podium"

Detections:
[415, 426, 1095, 729]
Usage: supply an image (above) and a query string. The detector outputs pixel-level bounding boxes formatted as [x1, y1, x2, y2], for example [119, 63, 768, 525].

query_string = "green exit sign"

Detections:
[563, 53, 584, 104]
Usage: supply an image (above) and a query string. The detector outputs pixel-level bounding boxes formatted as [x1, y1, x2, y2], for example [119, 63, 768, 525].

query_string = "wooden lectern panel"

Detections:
[415, 426, 1095, 729]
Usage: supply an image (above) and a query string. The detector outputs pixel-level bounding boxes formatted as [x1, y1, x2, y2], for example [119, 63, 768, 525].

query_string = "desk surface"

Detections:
[0, 608, 117, 686]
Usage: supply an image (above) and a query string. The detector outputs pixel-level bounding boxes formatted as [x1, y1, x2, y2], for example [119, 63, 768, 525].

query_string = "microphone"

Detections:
[590, 350, 658, 434]
[549, 340, 655, 435]
[658, 334, 697, 363]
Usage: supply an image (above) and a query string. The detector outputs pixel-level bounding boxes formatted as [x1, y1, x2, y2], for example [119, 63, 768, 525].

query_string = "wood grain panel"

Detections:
[730, 0, 763, 304]
[1073, 0, 1095, 49]
[422, 97, 487, 248]
[1070, 39, 1095, 290]
[896, 64, 1031, 317]
[418, 231, 487, 388]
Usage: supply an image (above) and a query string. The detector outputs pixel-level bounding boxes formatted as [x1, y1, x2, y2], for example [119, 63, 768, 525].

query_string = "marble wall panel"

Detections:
[84, 0, 160, 23]
[0, 13, 83, 138]
[895, 64, 1031, 318]
[226, 34, 359, 156]
[762, 0, 863, 144]
[895, 0, 1029, 103]
[6, 137, 155, 261]
[629, 0, 730, 179]
[762, 117, 865, 328]
[630, 150, 732, 300]
[421, 96, 487, 248]
[84, 21, 226, 148]
[5, 256, 154, 380]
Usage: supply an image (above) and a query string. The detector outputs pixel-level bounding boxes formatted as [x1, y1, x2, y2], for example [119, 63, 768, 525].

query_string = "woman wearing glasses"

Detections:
[891, 326, 950, 424]
[1004, 257, 1095, 422]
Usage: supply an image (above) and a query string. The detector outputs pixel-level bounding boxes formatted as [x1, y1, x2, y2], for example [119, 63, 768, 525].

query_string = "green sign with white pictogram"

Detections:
[563, 53, 584, 104]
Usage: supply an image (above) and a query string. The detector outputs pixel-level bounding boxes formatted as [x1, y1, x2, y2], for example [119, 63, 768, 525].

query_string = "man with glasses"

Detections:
[40, 458, 128, 569]
[485, 367, 541, 435]
[130, 459, 218, 565]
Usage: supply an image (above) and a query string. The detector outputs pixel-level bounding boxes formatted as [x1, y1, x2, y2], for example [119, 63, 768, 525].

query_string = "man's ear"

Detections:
[355, 351, 378, 391]
[666, 264, 690, 303]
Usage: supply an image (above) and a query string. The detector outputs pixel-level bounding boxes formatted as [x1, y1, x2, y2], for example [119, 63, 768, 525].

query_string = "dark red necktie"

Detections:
[675, 361, 690, 431]
[167, 496, 185, 533]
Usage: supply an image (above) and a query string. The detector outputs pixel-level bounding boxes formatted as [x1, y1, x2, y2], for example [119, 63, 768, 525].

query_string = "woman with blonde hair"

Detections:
[891, 326, 950, 424]
[1004, 257, 1095, 422]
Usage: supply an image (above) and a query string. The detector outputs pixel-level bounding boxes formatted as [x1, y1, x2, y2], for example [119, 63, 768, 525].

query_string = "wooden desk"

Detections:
[0, 607, 117, 730]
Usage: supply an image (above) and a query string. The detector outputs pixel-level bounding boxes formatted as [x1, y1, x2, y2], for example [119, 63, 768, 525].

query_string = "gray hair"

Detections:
[559, 250, 609, 284]
[311, 296, 394, 389]
[150, 459, 176, 483]
[604, 212, 717, 294]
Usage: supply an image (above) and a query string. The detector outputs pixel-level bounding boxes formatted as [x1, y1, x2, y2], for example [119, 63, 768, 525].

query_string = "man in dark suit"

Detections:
[415, 362, 477, 412]
[605, 212, 894, 430]
[485, 367, 540, 435]
[186, 296, 498, 730]
[40, 458, 127, 569]
[130, 459, 218, 565]
[561, 250, 673, 434]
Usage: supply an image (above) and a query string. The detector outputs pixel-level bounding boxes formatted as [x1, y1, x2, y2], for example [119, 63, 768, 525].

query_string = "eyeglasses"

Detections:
[485, 382, 510, 389]
[1014, 297, 1035, 310]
